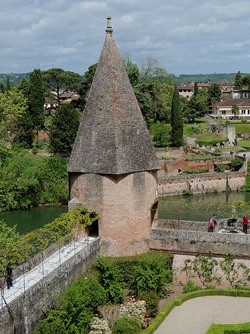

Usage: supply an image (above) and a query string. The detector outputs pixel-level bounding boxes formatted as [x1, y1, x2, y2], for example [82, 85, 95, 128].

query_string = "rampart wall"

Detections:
[0, 238, 100, 334]
[158, 171, 246, 196]
[150, 220, 250, 258]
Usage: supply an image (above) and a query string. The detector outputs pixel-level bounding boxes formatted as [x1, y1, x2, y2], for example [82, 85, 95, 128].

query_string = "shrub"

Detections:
[112, 316, 141, 334]
[96, 256, 124, 303]
[183, 280, 201, 293]
[231, 157, 244, 171]
[138, 291, 159, 318]
[116, 252, 173, 296]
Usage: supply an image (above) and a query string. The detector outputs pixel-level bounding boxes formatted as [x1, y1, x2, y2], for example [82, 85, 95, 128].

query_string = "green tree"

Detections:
[0, 88, 27, 147]
[193, 82, 198, 96]
[42, 68, 82, 103]
[77, 64, 97, 111]
[183, 89, 209, 123]
[232, 104, 240, 117]
[49, 104, 80, 154]
[170, 85, 183, 147]
[27, 69, 45, 134]
[207, 83, 221, 112]
[234, 71, 243, 89]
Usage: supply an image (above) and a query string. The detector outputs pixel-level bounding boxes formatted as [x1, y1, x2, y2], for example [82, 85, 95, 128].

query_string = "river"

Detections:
[159, 191, 250, 221]
[1, 192, 250, 234]
[0, 206, 68, 234]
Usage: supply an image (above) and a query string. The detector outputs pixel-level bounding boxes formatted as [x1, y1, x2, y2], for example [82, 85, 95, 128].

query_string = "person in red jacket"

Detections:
[242, 215, 249, 234]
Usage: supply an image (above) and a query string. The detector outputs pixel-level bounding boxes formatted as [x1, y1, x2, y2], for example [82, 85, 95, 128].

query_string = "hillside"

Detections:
[173, 73, 249, 84]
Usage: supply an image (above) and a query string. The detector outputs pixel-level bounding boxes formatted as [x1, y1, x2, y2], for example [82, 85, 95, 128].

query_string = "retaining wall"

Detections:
[158, 171, 246, 196]
[0, 238, 100, 334]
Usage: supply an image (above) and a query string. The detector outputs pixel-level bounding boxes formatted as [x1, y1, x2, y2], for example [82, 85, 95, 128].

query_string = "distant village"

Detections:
[178, 80, 250, 119]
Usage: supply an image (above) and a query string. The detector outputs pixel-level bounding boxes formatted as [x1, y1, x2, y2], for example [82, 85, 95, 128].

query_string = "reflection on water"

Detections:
[159, 192, 250, 221]
[0, 206, 68, 234]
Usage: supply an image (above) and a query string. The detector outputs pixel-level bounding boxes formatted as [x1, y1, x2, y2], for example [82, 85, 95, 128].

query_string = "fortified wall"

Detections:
[158, 171, 246, 196]
[150, 219, 250, 258]
[0, 238, 100, 334]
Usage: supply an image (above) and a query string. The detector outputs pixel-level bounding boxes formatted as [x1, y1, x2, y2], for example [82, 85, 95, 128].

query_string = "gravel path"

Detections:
[154, 295, 250, 334]
[154, 254, 250, 334]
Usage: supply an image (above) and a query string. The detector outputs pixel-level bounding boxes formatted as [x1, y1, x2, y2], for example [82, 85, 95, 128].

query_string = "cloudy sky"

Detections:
[2, 0, 250, 75]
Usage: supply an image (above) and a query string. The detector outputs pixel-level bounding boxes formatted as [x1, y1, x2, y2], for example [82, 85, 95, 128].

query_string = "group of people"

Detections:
[208, 214, 249, 234]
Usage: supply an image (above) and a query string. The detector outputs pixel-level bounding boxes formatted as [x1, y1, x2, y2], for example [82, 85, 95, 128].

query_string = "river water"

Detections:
[159, 191, 250, 222]
[0, 206, 68, 234]
[1, 192, 250, 234]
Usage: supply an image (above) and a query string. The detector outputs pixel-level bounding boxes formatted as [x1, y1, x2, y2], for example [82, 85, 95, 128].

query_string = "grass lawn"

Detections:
[235, 123, 250, 135]
[238, 138, 250, 149]
[207, 322, 250, 333]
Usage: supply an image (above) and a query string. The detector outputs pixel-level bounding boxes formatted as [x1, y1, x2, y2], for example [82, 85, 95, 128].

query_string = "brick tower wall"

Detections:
[69, 171, 158, 256]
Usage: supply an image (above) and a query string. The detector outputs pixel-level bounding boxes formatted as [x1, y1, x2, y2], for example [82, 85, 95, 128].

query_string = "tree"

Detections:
[0, 88, 27, 147]
[170, 85, 183, 147]
[42, 68, 82, 103]
[77, 64, 97, 111]
[207, 83, 221, 112]
[234, 71, 243, 89]
[49, 104, 81, 154]
[27, 69, 45, 134]
[232, 104, 239, 117]
[193, 82, 198, 97]
[183, 89, 209, 123]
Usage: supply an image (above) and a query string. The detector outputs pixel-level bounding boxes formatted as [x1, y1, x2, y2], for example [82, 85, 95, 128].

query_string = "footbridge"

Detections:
[0, 237, 100, 334]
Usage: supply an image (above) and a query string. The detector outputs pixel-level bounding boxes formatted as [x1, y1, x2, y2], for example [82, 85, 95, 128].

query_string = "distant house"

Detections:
[44, 91, 79, 110]
[232, 89, 250, 99]
[44, 97, 58, 111]
[178, 84, 194, 99]
[178, 81, 234, 100]
[212, 98, 250, 119]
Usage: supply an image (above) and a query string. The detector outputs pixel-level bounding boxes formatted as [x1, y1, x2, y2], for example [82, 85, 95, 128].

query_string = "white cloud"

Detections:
[1, 0, 250, 74]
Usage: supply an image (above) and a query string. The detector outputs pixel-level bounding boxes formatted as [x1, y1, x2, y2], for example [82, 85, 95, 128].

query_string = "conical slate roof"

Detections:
[68, 18, 159, 175]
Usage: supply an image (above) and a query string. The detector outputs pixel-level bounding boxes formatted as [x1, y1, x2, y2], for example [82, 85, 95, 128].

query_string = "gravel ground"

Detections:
[154, 254, 250, 334]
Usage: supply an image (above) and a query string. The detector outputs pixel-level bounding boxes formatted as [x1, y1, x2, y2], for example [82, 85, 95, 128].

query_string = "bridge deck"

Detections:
[0, 237, 97, 309]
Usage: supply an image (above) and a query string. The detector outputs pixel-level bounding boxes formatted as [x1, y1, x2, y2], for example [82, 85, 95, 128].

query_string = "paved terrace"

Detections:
[0, 237, 97, 309]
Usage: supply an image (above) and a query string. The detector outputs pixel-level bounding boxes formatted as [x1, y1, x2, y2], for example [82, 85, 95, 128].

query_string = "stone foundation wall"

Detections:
[158, 171, 246, 196]
[0, 238, 100, 334]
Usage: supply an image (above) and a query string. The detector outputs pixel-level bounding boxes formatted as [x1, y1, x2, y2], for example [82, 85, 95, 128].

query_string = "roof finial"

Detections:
[105, 16, 113, 35]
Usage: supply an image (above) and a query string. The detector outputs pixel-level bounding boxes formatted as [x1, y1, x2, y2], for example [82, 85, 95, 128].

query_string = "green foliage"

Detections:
[77, 64, 97, 111]
[183, 89, 209, 123]
[196, 134, 228, 146]
[42, 68, 82, 103]
[116, 253, 173, 297]
[112, 315, 141, 334]
[215, 163, 227, 172]
[170, 85, 183, 147]
[149, 122, 171, 147]
[0, 88, 27, 146]
[207, 322, 250, 334]
[182, 280, 201, 293]
[234, 71, 243, 90]
[0, 150, 68, 211]
[192, 255, 218, 286]
[0, 208, 99, 273]
[231, 157, 244, 171]
[96, 257, 124, 303]
[49, 104, 81, 154]
[207, 83, 221, 111]
[138, 291, 158, 318]
[27, 69, 45, 132]
[35, 278, 105, 334]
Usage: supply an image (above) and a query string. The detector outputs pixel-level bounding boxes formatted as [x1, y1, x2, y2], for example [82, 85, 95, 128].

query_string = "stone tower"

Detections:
[68, 17, 159, 256]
